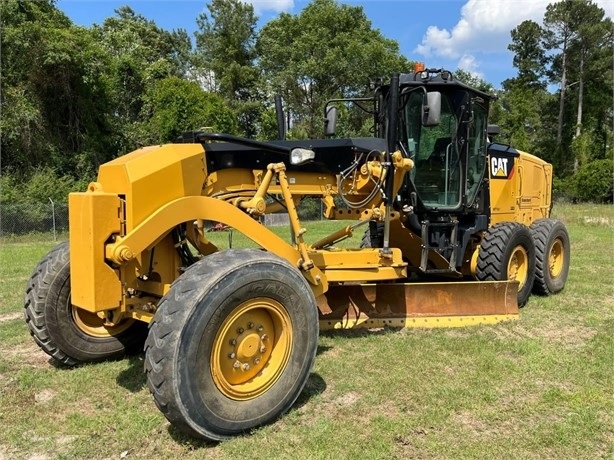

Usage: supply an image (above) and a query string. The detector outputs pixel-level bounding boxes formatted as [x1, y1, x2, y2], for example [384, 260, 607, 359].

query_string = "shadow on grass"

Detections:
[115, 350, 327, 446]
[116, 353, 147, 392]
[316, 343, 332, 356]
[116, 348, 330, 393]
[292, 371, 327, 408]
[319, 326, 400, 339]
[165, 371, 327, 446]
[167, 426, 219, 448]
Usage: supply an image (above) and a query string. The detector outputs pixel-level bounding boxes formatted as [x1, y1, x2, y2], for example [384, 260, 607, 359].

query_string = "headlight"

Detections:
[289, 148, 315, 165]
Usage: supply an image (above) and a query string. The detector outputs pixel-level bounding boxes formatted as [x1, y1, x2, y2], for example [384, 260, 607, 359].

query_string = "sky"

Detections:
[57, 0, 614, 89]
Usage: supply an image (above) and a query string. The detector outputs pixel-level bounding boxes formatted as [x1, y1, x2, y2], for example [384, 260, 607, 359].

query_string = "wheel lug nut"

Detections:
[247, 322, 254, 329]
[242, 363, 250, 371]
[237, 327, 244, 334]
[261, 334, 268, 341]
[229, 338, 237, 346]
[257, 325, 264, 332]
[228, 352, 236, 359]
[233, 361, 241, 369]
[253, 358, 261, 365]
[260, 346, 266, 353]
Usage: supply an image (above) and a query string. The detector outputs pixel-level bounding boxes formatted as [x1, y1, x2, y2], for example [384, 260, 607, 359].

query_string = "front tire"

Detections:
[530, 219, 570, 295]
[477, 222, 536, 307]
[24, 242, 147, 366]
[144, 249, 319, 441]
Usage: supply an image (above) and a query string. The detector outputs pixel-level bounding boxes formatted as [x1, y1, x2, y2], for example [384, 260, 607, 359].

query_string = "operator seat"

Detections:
[416, 137, 452, 201]
[429, 137, 451, 166]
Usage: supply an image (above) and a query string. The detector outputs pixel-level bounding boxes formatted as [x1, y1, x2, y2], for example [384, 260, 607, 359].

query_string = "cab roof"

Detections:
[394, 71, 495, 102]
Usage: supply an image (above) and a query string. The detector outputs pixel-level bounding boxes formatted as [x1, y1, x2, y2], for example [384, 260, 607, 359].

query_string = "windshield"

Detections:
[401, 89, 488, 210]
[403, 91, 460, 208]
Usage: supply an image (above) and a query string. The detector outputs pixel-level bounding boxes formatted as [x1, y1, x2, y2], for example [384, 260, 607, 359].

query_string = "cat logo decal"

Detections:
[490, 156, 514, 179]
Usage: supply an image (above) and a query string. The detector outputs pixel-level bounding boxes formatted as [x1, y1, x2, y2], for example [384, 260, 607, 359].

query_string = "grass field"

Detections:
[0, 203, 612, 459]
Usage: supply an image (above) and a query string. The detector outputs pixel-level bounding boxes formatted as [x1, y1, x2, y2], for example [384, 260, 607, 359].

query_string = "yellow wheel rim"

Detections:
[211, 298, 292, 401]
[507, 245, 529, 290]
[548, 238, 564, 278]
[72, 306, 134, 338]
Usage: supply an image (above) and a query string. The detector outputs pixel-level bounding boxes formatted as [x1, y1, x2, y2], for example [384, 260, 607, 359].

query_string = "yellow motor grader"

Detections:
[24, 68, 570, 441]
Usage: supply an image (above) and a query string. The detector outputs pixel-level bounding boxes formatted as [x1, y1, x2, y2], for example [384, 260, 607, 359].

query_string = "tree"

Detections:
[543, 0, 612, 173]
[507, 20, 547, 90]
[566, 5, 612, 158]
[194, 0, 262, 137]
[145, 77, 238, 143]
[496, 87, 552, 155]
[543, 0, 578, 149]
[497, 20, 550, 157]
[91, 6, 193, 153]
[257, 0, 410, 138]
[497, 1, 613, 178]
[571, 159, 614, 203]
[194, 0, 258, 99]
[1, 0, 114, 177]
[454, 69, 496, 94]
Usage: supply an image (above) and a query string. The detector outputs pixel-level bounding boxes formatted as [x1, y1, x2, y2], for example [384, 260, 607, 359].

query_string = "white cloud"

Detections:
[414, 0, 613, 82]
[245, 0, 294, 13]
[457, 54, 483, 79]
[414, 0, 546, 59]
[596, 0, 614, 17]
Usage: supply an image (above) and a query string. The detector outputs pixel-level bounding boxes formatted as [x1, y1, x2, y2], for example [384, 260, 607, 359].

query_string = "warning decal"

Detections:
[490, 156, 514, 179]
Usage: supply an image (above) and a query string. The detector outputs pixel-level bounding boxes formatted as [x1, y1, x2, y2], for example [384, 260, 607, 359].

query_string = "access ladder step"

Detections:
[420, 220, 459, 274]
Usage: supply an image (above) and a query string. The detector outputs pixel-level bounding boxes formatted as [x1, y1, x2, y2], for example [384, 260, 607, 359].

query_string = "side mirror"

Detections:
[422, 91, 441, 127]
[487, 124, 500, 137]
[324, 106, 337, 136]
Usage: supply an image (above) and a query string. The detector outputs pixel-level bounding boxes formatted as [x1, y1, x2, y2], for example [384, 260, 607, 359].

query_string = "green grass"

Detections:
[0, 241, 57, 317]
[202, 218, 365, 250]
[0, 204, 612, 459]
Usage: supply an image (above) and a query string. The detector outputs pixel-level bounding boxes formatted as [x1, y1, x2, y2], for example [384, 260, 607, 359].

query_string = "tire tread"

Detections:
[144, 248, 318, 440]
[530, 218, 570, 295]
[24, 242, 78, 366]
[477, 222, 536, 306]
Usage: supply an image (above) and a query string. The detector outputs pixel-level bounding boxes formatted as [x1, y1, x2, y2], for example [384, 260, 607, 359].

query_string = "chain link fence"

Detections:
[0, 196, 325, 242]
[0, 200, 68, 240]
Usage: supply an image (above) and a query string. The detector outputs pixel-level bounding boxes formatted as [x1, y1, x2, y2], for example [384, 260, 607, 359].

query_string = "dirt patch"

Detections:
[452, 410, 521, 439]
[313, 389, 361, 416]
[35, 389, 56, 405]
[24, 454, 50, 460]
[537, 324, 598, 348]
[582, 216, 614, 227]
[0, 445, 12, 460]
[67, 396, 99, 418]
[0, 275, 28, 283]
[491, 323, 597, 349]
[295, 385, 372, 428]
[392, 434, 426, 459]
[452, 411, 490, 434]
[490, 324, 539, 341]
[3, 341, 52, 369]
[497, 391, 541, 409]
[334, 391, 360, 406]
[0, 312, 22, 323]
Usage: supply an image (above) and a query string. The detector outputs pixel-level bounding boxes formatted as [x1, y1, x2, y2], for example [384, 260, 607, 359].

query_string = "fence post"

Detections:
[49, 198, 57, 241]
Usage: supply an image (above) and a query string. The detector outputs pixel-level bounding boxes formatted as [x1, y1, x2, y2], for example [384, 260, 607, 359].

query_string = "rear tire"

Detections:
[144, 249, 318, 441]
[360, 222, 383, 248]
[24, 242, 147, 366]
[477, 222, 536, 307]
[530, 219, 570, 295]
